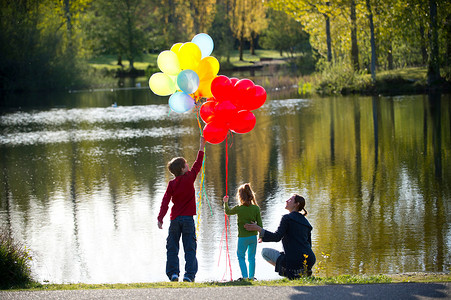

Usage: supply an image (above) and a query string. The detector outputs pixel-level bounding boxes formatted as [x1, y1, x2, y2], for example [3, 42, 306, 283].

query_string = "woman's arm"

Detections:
[259, 215, 289, 243]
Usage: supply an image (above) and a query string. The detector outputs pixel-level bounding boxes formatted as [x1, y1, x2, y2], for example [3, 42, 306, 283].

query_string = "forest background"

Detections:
[0, 0, 450, 96]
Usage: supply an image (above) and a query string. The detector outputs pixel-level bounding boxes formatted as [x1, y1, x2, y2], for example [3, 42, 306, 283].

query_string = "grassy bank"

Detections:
[87, 51, 450, 96]
[4, 273, 450, 291]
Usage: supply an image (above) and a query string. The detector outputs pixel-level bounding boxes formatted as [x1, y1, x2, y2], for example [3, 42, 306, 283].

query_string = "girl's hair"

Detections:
[237, 183, 258, 207]
[168, 157, 186, 177]
[294, 194, 308, 216]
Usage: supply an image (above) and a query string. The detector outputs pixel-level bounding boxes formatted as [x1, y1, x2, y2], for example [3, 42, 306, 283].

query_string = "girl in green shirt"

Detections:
[223, 183, 262, 280]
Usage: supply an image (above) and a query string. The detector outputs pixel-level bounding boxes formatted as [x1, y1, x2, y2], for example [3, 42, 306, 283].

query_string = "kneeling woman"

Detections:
[244, 194, 315, 279]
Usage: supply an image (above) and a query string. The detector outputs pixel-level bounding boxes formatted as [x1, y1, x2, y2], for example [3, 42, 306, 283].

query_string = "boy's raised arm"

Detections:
[199, 136, 206, 151]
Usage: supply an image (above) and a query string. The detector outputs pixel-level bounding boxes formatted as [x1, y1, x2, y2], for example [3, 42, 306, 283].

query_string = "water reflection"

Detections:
[0, 91, 450, 283]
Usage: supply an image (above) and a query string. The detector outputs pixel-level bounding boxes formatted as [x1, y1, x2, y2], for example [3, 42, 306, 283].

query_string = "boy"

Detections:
[157, 136, 206, 282]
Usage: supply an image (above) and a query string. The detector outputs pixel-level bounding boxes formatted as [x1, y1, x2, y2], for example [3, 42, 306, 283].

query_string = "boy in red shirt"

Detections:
[157, 136, 206, 282]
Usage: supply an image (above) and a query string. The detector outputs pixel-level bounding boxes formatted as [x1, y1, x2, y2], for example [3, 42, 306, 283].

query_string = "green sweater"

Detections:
[224, 202, 263, 237]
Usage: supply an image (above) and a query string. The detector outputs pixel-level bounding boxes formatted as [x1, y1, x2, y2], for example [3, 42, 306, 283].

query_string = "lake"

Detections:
[0, 81, 450, 283]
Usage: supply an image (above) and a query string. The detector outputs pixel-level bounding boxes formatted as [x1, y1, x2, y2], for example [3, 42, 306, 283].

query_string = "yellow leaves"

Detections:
[229, 0, 267, 39]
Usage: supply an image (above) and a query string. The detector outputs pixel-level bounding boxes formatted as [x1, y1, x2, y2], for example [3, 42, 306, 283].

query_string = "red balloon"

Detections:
[242, 85, 267, 111]
[200, 101, 216, 123]
[211, 75, 233, 102]
[232, 79, 256, 108]
[230, 110, 256, 134]
[203, 121, 229, 144]
[230, 77, 239, 85]
[214, 100, 238, 124]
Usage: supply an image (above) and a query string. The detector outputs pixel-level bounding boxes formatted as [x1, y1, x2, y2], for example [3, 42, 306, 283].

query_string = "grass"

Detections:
[87, 50, 289, 71]
[0, 229, 34, 289]
[5, 273, 450, 291]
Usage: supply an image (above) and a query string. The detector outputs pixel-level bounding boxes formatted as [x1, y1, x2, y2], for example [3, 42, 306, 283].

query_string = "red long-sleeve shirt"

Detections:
[157, 150, 204, 224]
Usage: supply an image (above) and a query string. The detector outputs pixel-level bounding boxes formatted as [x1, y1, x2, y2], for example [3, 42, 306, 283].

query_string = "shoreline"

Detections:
[2, 272, 449, 291]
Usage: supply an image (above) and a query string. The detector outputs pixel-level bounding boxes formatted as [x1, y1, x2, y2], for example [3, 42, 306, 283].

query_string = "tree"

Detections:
[365, 0, 376, 83]
[86, 0, 149, 69]
[350, 0, 359, 71]
[247, 0, 268, 55]
[0, 0, 90, 93]
[427, 0, 440, 86]
[267, 0, 333, 62]
[229, 0, 267, 60]
[209, 1, 235, 62]
[188, 0, 216, 34]
[260, 9, 309, 57]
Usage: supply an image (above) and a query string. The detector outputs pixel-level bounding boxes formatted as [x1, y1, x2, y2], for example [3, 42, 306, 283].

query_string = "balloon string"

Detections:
[225, 134, 228, 195]
[222, 212, 233, 281]
[195, 108, 213, 236]
[219, 134, 232, 281]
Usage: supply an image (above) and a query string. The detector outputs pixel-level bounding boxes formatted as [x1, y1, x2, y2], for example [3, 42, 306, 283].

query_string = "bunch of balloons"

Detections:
[200, 75, 267, 144]
[149, 33, 267, 144]
[148, 33, 220, 113]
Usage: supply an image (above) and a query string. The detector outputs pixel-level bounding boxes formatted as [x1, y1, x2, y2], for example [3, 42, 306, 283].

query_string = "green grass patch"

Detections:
[87, 50, 290, 71]
[4, 273, 450, 291]
[0, 229, 35, 289]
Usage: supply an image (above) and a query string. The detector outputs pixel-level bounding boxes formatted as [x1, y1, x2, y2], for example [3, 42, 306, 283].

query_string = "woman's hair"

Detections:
[168, 157, 186, 177]
[237, 183, 258, 207]
[294, 194, 308, 216]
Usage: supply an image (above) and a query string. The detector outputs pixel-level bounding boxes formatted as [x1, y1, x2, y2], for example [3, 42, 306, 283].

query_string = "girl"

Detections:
[223, 183, 262, 281]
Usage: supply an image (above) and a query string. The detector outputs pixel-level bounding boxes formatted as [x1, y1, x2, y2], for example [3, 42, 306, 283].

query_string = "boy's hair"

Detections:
[237, 183, 258, 207]
[168, 157, 186, 177]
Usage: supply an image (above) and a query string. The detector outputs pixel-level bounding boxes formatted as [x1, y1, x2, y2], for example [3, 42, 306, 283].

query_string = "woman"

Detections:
[244, 194, 315, 279]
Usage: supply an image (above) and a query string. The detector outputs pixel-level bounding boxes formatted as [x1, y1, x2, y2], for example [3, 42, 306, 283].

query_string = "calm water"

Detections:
[0, 85, 450, 283]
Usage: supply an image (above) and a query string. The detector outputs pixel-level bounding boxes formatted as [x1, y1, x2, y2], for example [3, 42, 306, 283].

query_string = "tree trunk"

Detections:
[427, 0, 440, 86]
[64, 0, 73, 51]
[325, 2, 332, 62]
[350, 0, 359, 71]
[250, 34, 255, 55]
[387, 42, 393, 70]
[239, 35, 244, 61]
[366, 0, 376, 83]
[446, 15, 451, 67]
[419, 23, 428, 65]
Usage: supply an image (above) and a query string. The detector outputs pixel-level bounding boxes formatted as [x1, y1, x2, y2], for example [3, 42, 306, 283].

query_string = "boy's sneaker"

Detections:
[183, 277, 193, 282]
[170, 274, 179, 282]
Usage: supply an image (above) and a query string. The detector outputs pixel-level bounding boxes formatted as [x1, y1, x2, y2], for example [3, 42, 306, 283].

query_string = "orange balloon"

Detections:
[196, 56, 220, 81]
[195, 78, 214, 98]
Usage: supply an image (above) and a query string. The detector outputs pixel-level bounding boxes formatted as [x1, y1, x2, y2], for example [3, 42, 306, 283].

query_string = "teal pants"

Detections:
[237, 235, 257, 279]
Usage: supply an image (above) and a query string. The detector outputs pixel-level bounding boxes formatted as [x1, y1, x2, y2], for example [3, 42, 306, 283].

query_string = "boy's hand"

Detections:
[223, 195, 229, 203]
[157, 221, 163, 229]
[200, 136, 206, 150]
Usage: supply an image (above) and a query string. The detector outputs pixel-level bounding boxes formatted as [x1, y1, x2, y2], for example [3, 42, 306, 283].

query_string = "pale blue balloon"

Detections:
[192, 33, 214, 58]
[177, 69, 200, 94]
[168, 92, 195, 113]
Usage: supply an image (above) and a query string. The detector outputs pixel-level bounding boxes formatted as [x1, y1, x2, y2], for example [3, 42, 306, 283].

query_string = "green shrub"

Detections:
[315, 59, 372, 94]
[0, 229, 34, 289]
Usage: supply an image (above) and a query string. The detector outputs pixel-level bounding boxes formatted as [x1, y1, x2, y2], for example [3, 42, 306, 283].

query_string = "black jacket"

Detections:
[262, 211, 316, 279]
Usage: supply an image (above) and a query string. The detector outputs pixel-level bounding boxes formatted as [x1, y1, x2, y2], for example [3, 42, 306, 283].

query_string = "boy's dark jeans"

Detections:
[166, 216, 198, 281]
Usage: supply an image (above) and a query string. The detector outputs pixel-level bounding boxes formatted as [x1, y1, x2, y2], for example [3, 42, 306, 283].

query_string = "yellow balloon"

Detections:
[148, 72, 176, 96]
[177, 42, 201, 70]
[157, 50, 181, 75]
[171, 43, 183, 54]
[195, 56, 220, 80]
